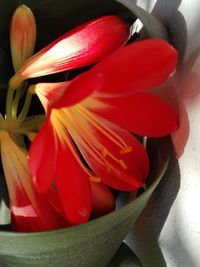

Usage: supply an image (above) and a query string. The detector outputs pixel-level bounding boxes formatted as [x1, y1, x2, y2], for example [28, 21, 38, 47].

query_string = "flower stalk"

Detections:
[14, 91, 33, 128]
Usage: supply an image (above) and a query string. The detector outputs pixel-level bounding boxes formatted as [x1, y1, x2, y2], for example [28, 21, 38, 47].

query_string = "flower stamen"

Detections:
[52, 107, 130, 177]
[51, 110, 102, 182]
[104, 161, 111, 173]
[120, 146, 132, 155]
[76, 105, 129, 150]
[101, 147, 108, 158]
[51, 112, 90, 172]
[55, 109, 105, 166]
[89, 176, 102, 183]
[65, 107, 130, 172]
[119, 160, 128, 170]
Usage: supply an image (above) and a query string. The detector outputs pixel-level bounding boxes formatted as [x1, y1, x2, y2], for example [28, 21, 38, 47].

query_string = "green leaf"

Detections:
[109, 242, 143, 267]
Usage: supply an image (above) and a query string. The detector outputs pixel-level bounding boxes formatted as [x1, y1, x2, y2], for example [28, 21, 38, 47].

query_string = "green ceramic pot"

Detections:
[0, 137, 170, 267]
[0, 1, 170, 266]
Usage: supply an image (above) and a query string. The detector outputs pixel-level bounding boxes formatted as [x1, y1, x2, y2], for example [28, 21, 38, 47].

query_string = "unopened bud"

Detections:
[14, 15, 129, 80]
[10, 5, 36, 72]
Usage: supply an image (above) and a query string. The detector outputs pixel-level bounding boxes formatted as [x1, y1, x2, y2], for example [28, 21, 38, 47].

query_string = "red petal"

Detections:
[91, 39, 178, 95]
[10, 184, 67, 232]
[89, 92, 178, 137]
[16, 15, 129, 79]
[10, 187, 46, 232]
[56, 136, 92, 225]
[90, 182, 116, 217]
[45, 186, 66, 218]
[70, 114, 149, 191]
[54, 72, 104, 109]
[33, 81, 70, 112]
[29, 120, 57, 193]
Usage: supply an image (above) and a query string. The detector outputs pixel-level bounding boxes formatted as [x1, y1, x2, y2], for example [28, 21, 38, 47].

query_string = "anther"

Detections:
[120, 146, 132, 155]
[104, 162, 111, 173]
[119, 160, 127, 170]
[89, 176, 102, 183]
[101, 147, 108, 158]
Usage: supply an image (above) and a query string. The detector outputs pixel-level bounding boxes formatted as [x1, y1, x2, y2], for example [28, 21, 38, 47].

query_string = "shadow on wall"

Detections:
[150, 0, 191, 158]
[152, 0, 187, 65]
[164, 228, 198, 267]
[151, 0, 200, 157]
[123, 1, 186, 266]
[126, 142, 181, 267]
[126, 1, 200, 266]
[126, 0, 190, 158]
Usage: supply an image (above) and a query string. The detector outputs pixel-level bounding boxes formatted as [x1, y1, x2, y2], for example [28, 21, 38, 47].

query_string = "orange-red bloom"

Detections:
[28, 38, 178, 225]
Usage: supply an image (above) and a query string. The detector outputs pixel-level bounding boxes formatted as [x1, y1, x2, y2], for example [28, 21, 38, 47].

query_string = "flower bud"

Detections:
[9, 15, 129, 89]
[10, 5, 36, 72]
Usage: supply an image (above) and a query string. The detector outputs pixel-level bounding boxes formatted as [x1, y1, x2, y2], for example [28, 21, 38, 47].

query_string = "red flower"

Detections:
[6, 15, 130, 229]
[0, 131, 67, 232]
[28, 38, 178, 225]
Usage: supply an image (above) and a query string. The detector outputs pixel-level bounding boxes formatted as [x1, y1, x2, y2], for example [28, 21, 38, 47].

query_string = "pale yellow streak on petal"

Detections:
[81, 96, 107, 110]
[0, 131, 39, 213]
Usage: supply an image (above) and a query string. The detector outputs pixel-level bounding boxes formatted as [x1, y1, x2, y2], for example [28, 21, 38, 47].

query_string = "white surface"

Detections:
[125, 1, 200, 266]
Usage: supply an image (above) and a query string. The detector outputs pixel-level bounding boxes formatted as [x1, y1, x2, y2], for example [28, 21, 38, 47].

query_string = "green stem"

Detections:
[12, 82, 27, 119]
[14, 91, 32, 128]
[5, 86, 15, 121]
